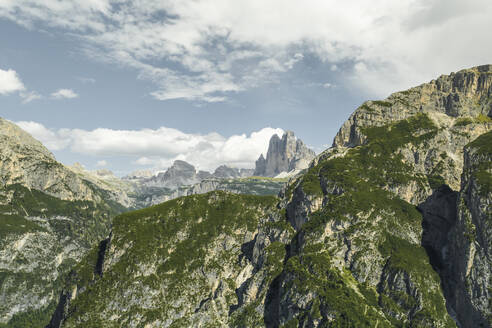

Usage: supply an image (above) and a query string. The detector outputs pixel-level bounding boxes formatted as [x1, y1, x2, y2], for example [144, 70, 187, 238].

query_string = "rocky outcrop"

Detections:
[330, 65, 492, 194]
[213, 165, 254, 179]
[122, 169, 154, 180]
[138, 177, 286, 206]
[334, 64, 492, 149]
[0, 118, 98, 202]
[142, 160, 202, 189]
[254, 131, 315, 177]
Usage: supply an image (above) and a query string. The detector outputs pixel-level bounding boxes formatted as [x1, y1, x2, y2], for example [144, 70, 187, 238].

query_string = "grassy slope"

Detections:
[281, 114, 455, 327]
[62, 192, 281, 327]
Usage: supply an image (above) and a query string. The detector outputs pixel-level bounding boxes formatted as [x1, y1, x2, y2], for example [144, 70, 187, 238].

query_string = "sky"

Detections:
[0, 0, 491, 175]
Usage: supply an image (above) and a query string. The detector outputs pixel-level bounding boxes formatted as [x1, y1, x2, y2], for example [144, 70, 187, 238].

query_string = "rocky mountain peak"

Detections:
[213, 165, 239, 179]
[254, 131, 315, 177]
[329, 65, 492, 194]
[212, 165, 254, 179]
[123, 169, 154, 180]
[0, 117, 54, 160]
[333, 65, 492, 149]
[0, 118, 98, 201]
[143, 160, 202, 189]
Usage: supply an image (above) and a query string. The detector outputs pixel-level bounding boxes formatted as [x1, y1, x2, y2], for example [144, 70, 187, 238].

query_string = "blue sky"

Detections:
[1, 0, 491, 175]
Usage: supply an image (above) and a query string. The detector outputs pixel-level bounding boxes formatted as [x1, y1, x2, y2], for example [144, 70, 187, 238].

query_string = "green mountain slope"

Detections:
[0, 118, 127, 327]
[55, 192, 287, 327]
[51, 65, 492, 327]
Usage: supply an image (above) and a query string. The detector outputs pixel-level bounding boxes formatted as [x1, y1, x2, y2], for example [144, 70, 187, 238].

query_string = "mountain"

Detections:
[133, 162, 254, 189]
[212, 165, 254, 179]
[122, 169, 154, 181]
[46, 65, 492, 327]
[125, 162, 264, 207]
[0, 118, 126, 327]
[172, 176, 286, 199]
[0, 119, 96, 202]
[254, 131, 315, 177]
[141, 160, 205, 189]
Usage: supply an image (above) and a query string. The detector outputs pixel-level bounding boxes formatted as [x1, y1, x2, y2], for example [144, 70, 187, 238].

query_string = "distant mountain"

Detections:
[122, 169, 154, 180]
[254, 131, 315, 177]
[141, 160, 203, 189]
[133, 161, 255, 189]
[212, 165, 254, 179]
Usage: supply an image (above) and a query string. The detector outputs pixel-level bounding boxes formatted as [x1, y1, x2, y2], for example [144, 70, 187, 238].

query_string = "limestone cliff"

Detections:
[0, 118, 97, 202]
[212, 165, 254, 179]
[254, 131, 315, 177]
[140, 160, 204, 189]
[447, 131, 492, 327]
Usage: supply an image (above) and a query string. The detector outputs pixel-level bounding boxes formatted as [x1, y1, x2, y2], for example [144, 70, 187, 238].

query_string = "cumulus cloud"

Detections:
[0, 68, 25, 95]
[15, 121, 70, 150]
[16, 120, 283, 171]
[96, 160, 108, 167]
[20, 91, 42, 103]
[51, 89, 79, 99]
[1, 0, 491, 100]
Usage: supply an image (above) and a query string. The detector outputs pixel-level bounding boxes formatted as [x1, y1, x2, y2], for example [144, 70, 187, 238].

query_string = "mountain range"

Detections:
[0, 65, 491, 327]
[63, 131, 315, 208]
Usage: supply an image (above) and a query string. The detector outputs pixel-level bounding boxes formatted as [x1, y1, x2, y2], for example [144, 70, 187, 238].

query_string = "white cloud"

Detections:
[51, 88, 78, 99]
[16, 120, 284, 172]
[15, 121, 70, 150]
[77, 77, 96, 84]
[0, 68, 25, 95]
[1, 0, 491, 100]
[96, 160, 107, 167]
[20, 91, 42, 103]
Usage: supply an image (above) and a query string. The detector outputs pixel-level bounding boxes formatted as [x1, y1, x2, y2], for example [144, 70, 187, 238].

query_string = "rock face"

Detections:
[447, 131, 492, 327]
[332, 64, 492, 193]
[142, 160, 202, 189]
[138, 177, 286, 206]
[0, 119, 125, 326]
[254, 131, 315, 177]
[137, 162, 255, 190]
[122, 169, 154, 180]
[213, 165, 254, 179]
[0, 118, 96, 202]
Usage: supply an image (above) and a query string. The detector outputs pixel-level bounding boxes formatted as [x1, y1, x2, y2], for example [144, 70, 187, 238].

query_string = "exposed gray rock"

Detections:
[446, 133, 492, 327]
[213, 165, 254, 179]
[254, 131, 315, 177]
[0, 118, 97, 202]
[0, 119, 123, 325]
[142, 160, 203, 189]
[334, 64, 492, 148]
